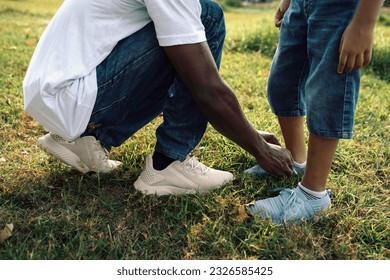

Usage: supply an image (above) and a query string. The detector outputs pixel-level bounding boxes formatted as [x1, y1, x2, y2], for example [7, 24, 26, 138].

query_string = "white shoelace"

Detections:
[279, 189, 302, 211]
[180, 156, 210, 174]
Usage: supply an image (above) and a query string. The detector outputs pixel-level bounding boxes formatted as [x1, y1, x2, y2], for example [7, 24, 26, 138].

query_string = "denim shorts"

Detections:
[267, 0, 360, 139]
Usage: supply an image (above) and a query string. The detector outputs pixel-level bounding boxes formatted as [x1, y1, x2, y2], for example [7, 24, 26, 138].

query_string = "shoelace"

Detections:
[279, 189, 300, 211]
[180, 156, 210, 174]
[275, 189, 307, 222]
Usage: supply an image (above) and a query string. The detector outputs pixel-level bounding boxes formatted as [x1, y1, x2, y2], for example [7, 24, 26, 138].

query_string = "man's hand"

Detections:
[337, 22, 374, 74]
[257, 142, 294, 177]
[275, 0, 291, 28]
[257, 130, 281, 146]
[256, 130, 294, 177]
[163, 43, 293, 177]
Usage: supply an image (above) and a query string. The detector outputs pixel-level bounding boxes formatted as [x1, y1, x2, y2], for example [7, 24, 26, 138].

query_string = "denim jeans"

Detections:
[267, 0, 360, 139]
[82, 0, 226, 161]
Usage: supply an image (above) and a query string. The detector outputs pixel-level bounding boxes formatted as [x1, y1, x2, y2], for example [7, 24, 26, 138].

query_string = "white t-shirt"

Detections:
[23, 0, 206, 140]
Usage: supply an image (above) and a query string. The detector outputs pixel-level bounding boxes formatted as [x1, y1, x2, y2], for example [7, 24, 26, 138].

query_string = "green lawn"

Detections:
[0, 0, 389, 260]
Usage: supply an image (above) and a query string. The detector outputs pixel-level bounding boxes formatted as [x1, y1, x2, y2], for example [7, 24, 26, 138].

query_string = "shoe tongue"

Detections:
[183, 155, 197, 164]
[184, 154, 193, 161]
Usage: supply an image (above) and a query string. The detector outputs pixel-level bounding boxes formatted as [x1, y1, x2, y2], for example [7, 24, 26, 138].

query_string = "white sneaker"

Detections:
[134, 155, 234, 195]
[37, 133, 122, 173]
[245, 187, 331, 224]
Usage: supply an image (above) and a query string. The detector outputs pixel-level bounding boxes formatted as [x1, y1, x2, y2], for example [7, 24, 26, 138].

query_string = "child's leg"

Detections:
[243, 0, 309, 178]
[278, 116, 338, 191]
[302, 134, 339, 192]
[245, 0, 361, 223]
[277, 116, 306, 164]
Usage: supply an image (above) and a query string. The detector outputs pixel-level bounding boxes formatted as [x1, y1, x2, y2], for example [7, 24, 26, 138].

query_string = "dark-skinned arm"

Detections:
[164, 42, 293, 177]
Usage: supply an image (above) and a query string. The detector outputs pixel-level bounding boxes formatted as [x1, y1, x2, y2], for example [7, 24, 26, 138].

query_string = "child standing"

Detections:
[244, 0, 384, 223]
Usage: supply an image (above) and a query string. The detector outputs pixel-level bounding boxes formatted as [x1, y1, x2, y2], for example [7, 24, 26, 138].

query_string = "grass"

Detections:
[0, 0, 389, 260]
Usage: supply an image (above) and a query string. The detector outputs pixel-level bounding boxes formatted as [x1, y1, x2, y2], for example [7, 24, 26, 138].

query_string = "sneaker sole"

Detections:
[133, 177, 226, 196]
[37, 135, 90, 173]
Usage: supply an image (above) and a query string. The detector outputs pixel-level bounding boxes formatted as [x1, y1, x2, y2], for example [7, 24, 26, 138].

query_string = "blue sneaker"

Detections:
[243, 161, 306, 178]
[245, 187, 331, 224]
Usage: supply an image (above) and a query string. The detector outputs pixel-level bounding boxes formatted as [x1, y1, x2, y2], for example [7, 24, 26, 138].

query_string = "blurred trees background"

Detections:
[218, 0, 273, 8]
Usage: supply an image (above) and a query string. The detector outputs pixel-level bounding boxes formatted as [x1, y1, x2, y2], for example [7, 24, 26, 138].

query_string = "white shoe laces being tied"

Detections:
[180, 156, 210, 174]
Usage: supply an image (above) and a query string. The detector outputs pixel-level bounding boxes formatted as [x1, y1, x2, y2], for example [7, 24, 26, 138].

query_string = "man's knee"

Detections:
[201, 0, 224, 16]
[200, 0, 225, 29]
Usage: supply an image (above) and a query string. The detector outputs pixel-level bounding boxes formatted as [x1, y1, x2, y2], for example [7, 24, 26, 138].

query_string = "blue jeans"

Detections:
[267, 0, 360, 139]
[82, 0, 226, 161]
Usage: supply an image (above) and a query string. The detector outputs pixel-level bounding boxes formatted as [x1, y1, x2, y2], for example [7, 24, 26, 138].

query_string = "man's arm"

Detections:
[163, 42, 293, 177]
[337, 0, 384, 73]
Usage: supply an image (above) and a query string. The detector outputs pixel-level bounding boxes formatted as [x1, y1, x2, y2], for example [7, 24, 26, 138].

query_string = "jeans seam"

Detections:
[297, 58, 308, 113]
[91, 96, 126, 117]
[304, 0, 311, 19]
[342, 73, 349, 137]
